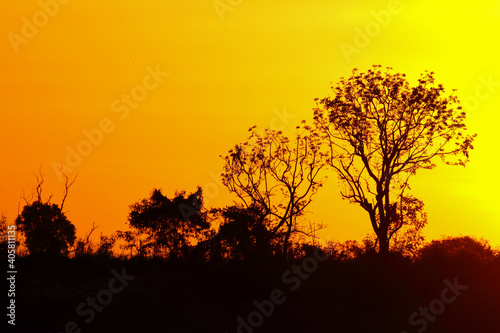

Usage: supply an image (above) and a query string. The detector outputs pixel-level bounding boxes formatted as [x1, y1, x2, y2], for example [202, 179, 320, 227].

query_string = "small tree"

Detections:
[210, 204, 277, 260]
[15, 168, 77, 256]
[16, 202, 76, 256]
[221, 126, 326, 260]
[127, 187, 210, 261]
[73, 222, 99, 257]
[115, 229, 155, 258]
[314, 65, 476, 256]
[95, 233, 117, 258]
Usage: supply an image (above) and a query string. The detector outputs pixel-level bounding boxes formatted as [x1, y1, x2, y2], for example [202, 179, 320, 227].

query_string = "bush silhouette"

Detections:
[15, 201, 76, 256]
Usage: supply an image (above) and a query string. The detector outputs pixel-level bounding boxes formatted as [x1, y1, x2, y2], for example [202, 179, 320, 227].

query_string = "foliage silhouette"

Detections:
[419, 235, 496, 266]
[14, 167, 78, 257]
[127, 187, 210, 261]
[206, 205, 279, 261]
[73, 222, 99, 257]
[115, 228, 153, 258]
[0, 214, 12, 260]
[16, 201, 76, 256]
[313, 65, 476, 256]
[95, 233, 117, 258]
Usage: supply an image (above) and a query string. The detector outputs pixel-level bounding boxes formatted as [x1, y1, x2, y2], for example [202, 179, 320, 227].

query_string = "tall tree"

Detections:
[313, 65, 476, 256]
[221, 126, 326, 260]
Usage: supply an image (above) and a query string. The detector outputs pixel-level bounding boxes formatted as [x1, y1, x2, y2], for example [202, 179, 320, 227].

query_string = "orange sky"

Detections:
[1, 0, 499, 247]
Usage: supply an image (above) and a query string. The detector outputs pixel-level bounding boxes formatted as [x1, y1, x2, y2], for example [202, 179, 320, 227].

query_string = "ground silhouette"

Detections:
[10, 236, 500, 333]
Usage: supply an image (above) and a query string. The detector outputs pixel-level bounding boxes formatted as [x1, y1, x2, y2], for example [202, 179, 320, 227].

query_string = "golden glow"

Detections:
[1, 0, 499, 245]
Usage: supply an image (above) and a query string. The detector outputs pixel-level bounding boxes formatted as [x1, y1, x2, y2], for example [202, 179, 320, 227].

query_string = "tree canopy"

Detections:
[313, 65, 476, 256]
[16, 201, 76, 256]
[127, 187, 210, 260]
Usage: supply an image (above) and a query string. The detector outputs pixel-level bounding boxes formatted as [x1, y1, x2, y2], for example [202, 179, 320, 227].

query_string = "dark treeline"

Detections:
[7, 233, 500, 333]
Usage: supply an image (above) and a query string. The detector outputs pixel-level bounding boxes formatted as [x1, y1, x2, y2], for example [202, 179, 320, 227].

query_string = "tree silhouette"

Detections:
[15, 168, 77, 256]
[419, 235, 496, 266]
[209, 204, 277, 260]
[73, 222, 99, 257]
[16, 201, 76, 256]
[115, 229, 154, 258]
[221, 126, 326, 260]
[313, 65, 476, 256]
[360, 195, 428, 259]
[95, 233, 117, 258]
[127, 187, 210, 261]
[0, 214, 12, 260]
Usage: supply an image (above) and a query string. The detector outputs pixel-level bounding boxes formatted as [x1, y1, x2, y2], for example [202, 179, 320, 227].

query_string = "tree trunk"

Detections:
[378, 233, 389, 257]
[283, 228, 291, 262]
[283, 215, 293, 262]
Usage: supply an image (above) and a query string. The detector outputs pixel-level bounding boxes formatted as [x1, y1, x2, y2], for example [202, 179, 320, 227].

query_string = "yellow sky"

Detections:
[1, 0, 499, 247]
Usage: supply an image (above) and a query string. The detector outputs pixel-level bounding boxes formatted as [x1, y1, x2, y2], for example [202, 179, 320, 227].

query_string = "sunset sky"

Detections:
[1, 0, 499, 247]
